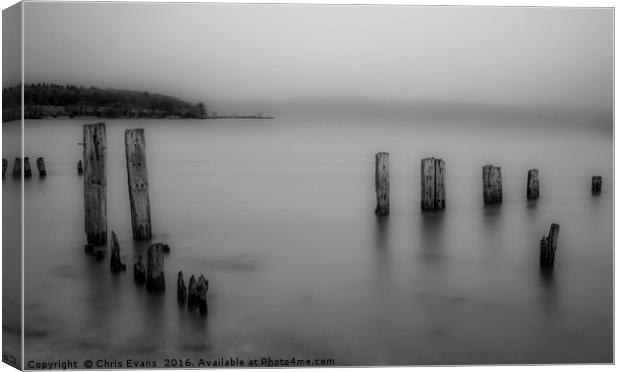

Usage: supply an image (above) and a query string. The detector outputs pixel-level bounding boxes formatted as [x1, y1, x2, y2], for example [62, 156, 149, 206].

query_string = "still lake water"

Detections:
[5, 117, 613, 365]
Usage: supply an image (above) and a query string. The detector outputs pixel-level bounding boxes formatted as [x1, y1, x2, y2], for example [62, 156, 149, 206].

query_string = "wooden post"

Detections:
[77, 160, 83, 175]
[12, 157, 21, 178]
[197, 275, 209, 316]
[83, 123, 107, 245]
[540, 223, 560, 268]
[133, 255, 146, 284]
[374, 152, 390, 215]
[23, 157, 32, 178]
[177, 271, 187, 304]
[125, 129, 152, 240]
[2, 158, 7, 178]
[592, 176, 602, 194]
[36, 157, 46, 177]
[421, 157, 446, 210]
[146, 243, 165, 292]
[110, 231, 124, 273]
[187, 275, 198, 310]
[526, 169, 539, 200]
[482, 165, 502, 204]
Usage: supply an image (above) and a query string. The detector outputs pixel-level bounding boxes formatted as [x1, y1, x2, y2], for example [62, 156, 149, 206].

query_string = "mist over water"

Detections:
[7, 116, 611, 365]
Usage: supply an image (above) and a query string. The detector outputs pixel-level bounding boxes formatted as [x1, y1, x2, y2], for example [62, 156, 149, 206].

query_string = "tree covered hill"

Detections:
[3, 83, 207, 121]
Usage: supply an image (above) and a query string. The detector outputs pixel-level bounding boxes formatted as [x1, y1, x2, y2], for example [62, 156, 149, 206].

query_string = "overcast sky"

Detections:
[19, 3, 612, 110]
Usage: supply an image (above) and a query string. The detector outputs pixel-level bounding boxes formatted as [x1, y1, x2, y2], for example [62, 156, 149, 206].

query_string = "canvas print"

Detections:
[2, 1, 613, 369]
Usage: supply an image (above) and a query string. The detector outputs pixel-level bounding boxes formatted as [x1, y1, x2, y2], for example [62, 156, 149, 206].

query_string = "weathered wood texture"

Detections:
[146, 243, 165, 292]
[187, 275, 198, 310]
[125, 129, 152, 239]
[197, 275, 209, 316]
[77, 160, 83, 175]
[2, 158, 7, 178]
[36, 157, 46, 177]
[421, 157, 446, 210]
[526, 169, 539, 200]
[23, 157, 32, 177]
[134, 254, 146, 284]
[83, 123, 107, 245]
[110, 231, 124, 273]
[540, 223, 560, 268]
[482, 165, 502, 204]
[592, 176, 602, 194]
[12, 157, 21, 178]
[374, 152, 390, 215]
[177, 271, 187, 304]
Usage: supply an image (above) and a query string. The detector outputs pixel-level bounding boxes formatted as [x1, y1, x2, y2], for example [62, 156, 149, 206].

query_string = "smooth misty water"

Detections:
[6, 118, 612, 365]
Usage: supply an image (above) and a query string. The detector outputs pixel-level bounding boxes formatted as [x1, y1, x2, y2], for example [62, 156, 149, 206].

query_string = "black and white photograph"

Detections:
[1, 0, 614, 369]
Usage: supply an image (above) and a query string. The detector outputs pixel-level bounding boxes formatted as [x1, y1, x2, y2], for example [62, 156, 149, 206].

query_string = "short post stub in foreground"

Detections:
[110, 231, 124, 273]
[526, 169, 539, 200]
[83, 123, 107, 245]
[23, 157, 32, 178]
[421, 157, 446, 210]
[125, 129, 152, 240]
[12, 157, 21, 178]
[482, 165, 502, 204]
[187, 275, 198, 310]
[36, 157, 47, 177]
[146, 243, 165, 292]
[77, 160, 83, 175]
[197, 275, 209, 316]
[2, 159, 7, 178]
[592, 176, 602, 195]
[374, 152, 390, 215]
[540, 223, 560, 268]
[177, 271, 187, 304]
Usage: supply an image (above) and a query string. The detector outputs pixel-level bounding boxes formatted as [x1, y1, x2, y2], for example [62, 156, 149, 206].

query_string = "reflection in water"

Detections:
[418, 211, 445, 263]
[538, 267, 557, 314]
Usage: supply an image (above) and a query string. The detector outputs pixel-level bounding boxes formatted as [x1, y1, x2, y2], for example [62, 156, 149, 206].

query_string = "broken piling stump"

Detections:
[374, 152, 390, 215]
[12, 157, 21, 178]
[592, 176, 602, 195]
[77, 160, 83, 175]
[83, 123, 107, 245]
[197, 275, 209, 316]
[187, 275, 198, 311]
[23, 157, 32, 178]
[421, 157, 446, 210]
[36, 157, 46, 177]
[2, 158, 7, 178]
[540, 223, 560, 268]
[110, 231, 124, 273]
[177, 271, 187, 304]
[146, 243, 165, 292]
[526, 169, 539, 200]
[482, 165, 502, 204]
[125, 129, 152, 240]
[134, 255, 146, 284]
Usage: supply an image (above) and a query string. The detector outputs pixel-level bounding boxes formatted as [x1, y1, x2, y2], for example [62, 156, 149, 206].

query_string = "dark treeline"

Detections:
[3, 83, 207, 121]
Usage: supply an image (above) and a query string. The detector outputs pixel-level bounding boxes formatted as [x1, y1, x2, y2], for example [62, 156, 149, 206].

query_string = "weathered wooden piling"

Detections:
[12, 157, 21, 178]
[526, 169, 539, 200]
[110, 231, 124, 273]
[374, 152, 390, 215]
[187, 275, 198, 310]
[592, 176, 602, 194]
[77, 160, 83, 175]
[83, 123, 107, 245]
[146, 243, 165, 292]
[36, 157, 46, 177]
[23, 157, 32, 178]
[125, 129, 152, 240]
[482, 165, 502, 204]
[134, 255, 146, 284]
[197, 275, 209, 316]
[540, 223, 560, 268]
[421, 157, 446, 210]
[177, 271, 187, 304]
[2, 159, 7, 178]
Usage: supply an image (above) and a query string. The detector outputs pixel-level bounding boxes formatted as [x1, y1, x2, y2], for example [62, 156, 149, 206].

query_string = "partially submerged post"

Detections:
[110, 231, 125, 273]
[23, 157, 32, 178]
[12, 157, 21, 178]
[374, 152, 390, 215]
[592, 176, 602, 195]
[482, 165, 502, 204]
[540, 223, 560, 268]
[146, 243, 165, 292]
[421, 157, 446, 210]
[177, 271, 187, 304]
[197, 275, 209, 316]
[134, 255, 146, 284]
[77, 160, 83, 175]
[83, 123, 107, 245]
[125, 129, 152, 239]
[36, 157, 46, 177]
[187, 275, 198, 310]
[3, 158, 7, 178]
[526, 169, 539, 200]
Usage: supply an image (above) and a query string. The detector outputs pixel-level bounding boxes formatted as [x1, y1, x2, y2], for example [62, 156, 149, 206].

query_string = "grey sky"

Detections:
[21, 2, 612, 110]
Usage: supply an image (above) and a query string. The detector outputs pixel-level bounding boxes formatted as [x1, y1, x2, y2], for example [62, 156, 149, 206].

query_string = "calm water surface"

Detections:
[6, 118, 613, 365]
